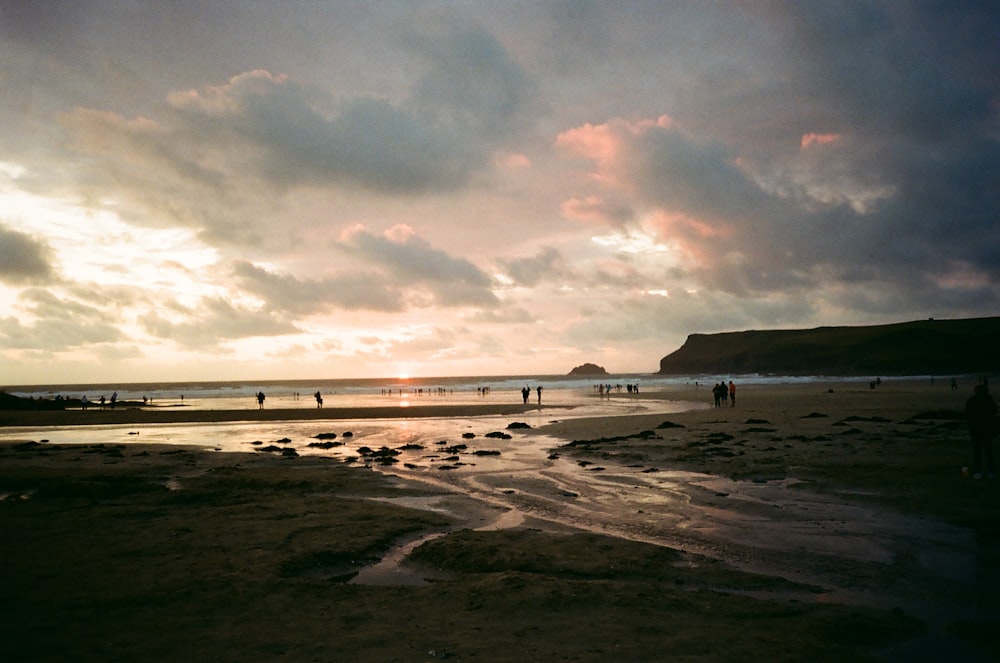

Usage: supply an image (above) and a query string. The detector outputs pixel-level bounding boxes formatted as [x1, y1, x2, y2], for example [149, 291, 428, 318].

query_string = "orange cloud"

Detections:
[645, 210, 731, 268]
[560, 196, 632, 226]
[556, 122, 620, 168]
[800, 132, 841, 148]
[557, 114, 679, 166]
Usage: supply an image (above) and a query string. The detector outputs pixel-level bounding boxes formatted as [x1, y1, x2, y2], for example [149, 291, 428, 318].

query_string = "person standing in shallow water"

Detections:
[521, 386, 530, 404]
[256, 391, 266, 410]
[536, 385, 543, 404]
[965, 382, 997, 480]
[314, 391, 323, 408]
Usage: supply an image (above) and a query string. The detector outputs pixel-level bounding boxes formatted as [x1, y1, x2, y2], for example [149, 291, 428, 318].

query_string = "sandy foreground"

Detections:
[1, 380, 997, 662]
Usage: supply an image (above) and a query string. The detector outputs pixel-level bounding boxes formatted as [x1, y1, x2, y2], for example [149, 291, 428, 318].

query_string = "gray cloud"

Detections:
[232, 260, 404, 313]
[232, 222, 502, 316]
[139, 297, 299, 349]
[585, 71, 999, 313]
[0, 289, 124, 350]
[167, 71, 480, 195]
[339, 226, 500, 308]
[0, 225, 56, 284]
[499, 248, 568, 287]
[47, 21, 536, 247]
[409, 25, 537, 142]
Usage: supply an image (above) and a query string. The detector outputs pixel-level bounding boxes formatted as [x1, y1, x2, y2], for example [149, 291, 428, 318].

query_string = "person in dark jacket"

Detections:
[965, 382, 997, 479]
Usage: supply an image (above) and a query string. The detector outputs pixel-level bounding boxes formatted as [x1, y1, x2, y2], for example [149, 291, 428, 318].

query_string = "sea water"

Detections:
[1, 373, 874, 411]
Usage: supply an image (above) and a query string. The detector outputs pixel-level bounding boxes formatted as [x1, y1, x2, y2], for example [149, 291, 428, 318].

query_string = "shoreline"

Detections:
[0, 402, 557, 427]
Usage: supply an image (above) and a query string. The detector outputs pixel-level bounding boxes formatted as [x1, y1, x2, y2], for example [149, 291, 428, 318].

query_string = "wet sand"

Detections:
[0, 402, 543, 427]
[2, 379, 998, 662]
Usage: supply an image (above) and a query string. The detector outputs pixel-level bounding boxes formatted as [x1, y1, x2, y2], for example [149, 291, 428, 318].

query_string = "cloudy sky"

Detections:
[1, 1, 998, 385]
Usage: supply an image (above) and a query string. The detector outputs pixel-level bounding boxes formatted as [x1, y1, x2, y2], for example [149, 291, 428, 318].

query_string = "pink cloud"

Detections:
[560, 195, 633, 226]
[800, 132, 841, 149]
[167, 70, 290, 116]
[556, 115, 678, 167]
[556, 122, 620, 168]
[646, 210, 731, 268]
[496, 151, 531, 170]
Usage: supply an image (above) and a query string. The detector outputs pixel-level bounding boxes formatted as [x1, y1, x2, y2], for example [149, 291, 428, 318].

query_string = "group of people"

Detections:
[79, 391, 118, 410]
[595, 384, 638, 397]
[255, 390, 322, 409]
[711, 381, 736, 407]
[521, 385, 542, 404]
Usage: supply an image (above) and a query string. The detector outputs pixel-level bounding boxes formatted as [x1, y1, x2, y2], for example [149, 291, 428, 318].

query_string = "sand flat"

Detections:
[2, 379, 997, 662]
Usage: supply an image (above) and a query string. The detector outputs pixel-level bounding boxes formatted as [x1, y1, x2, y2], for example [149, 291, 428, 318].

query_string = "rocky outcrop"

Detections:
[568, 363, 608, 376]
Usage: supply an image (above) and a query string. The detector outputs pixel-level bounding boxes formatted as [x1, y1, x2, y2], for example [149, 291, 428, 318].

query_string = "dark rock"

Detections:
[307, 441, 342, 449]
[568, 363, 608, 376]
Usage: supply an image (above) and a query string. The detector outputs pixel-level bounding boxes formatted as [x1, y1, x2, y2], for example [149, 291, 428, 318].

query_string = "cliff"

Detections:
[657, 317, 1000, 376]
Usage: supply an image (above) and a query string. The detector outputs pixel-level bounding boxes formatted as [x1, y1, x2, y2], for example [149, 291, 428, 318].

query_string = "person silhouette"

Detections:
[536, 385, 543, 404]
[521, 386, 530, 404]
[257, 391, 266, 409]
[314, 391, 323, 408]
[965, 382, 997, 479]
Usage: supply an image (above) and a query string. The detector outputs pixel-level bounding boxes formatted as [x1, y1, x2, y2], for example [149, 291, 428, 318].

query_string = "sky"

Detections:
[1, 1, 998, 385]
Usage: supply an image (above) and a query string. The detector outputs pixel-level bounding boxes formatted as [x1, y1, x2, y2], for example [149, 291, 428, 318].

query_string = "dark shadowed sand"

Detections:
[1, 380, 997, 662]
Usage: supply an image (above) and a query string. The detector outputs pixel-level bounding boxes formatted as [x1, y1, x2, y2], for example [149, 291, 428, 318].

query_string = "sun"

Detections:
[398, 372, 410, 380]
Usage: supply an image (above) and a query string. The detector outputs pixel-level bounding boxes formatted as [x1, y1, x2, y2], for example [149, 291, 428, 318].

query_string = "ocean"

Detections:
[1, 373, 870, 411]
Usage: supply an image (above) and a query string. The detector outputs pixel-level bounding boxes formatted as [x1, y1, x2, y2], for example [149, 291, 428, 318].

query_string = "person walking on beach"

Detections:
[314, 391, 323, 408]
[536, 385, 543, 404]
[965, 382, 997, 479]
[729, 381, 736, 407]
[521, 386, 530, 404]
[257, 391, 266, 410]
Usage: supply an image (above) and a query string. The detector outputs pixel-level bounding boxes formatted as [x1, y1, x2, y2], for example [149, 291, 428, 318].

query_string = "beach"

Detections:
[1, 379, 997, 661]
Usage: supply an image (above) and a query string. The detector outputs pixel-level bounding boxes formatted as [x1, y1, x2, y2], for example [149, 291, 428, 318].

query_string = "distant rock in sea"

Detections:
[568, 363, 608, 376]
